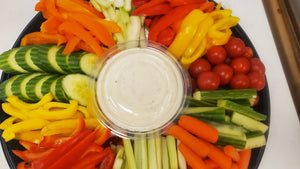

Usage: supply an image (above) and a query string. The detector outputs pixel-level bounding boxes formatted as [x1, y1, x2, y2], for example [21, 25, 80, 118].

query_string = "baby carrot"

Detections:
[223, 145, 240, 162]
[178, 115, 219, 143]
[178, 143, 206, 169]
[206, 142, 232, 169]
[236, 149, 251, 169]
[167, 125, 209, 158]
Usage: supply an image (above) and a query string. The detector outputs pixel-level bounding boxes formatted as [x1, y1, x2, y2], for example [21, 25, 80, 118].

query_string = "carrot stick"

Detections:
[178, 115, 219, 143]
[206, 142, 232, 169]
[58, 21, 105, 57]
[204, 158, 219, 169]
[62, 35, 81, 54]
[223, 145, 240, 162]
[178, 143, 206, 169]
[45, 0, 62, 18]
[41, 16, 63, 34]
[167, 125, 209, 158]
[236, 149, 251, 169]
[20, 32, 67, 46]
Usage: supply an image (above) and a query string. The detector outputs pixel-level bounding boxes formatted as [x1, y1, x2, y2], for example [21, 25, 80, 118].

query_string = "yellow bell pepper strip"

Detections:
[182, 15, 214, 60]
[168, 9, 206, 59]
[84, 118, 101, 130]
[208, 16, 239, 39]
[215, 2, 222, 10]
[78, 106, 90, 118]
[1, 103, 28, 120]
[2, 118, 49, 142]
[6, 93, 54, 111]
[209, 29, 232, 46]
[0, 116, 19, 130]
[15, 131, 44, 144]
[181, 38, 207, 67]
[42, 101, 90, 118]
[27, 100, 78, 121]
[41, 118, 85, 136]
[209, 9, 232, 20]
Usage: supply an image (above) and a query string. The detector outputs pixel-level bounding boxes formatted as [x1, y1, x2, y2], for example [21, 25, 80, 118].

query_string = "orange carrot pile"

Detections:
[21, 0, 121, 57]
[167, 115, 252, 169]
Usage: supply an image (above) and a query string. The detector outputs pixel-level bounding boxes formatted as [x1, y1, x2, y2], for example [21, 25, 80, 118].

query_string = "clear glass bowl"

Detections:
[89, 40, 191, 138]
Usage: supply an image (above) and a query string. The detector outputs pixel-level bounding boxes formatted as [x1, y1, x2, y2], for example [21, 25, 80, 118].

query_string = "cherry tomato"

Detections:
[206, 46, 227, 65]
[248, 72, 265, 91]
[230, 74, 250, 89]
[241, 47, 253, 58]
[230, 57, 250, 74]
[189, 58, 211, 79]
[212, 64, 234, 85]
[190, 78, 197, 92]
[249, 58, 265, 75]
[197, 71, 220, 90]
[225, 37, 246, 58]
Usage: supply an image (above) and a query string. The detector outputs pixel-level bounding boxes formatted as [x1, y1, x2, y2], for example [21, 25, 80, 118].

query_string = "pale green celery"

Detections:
[110, 144, 117, 154]
[123, 138, 137, 169]
[134, 135, 148, 169]
[177, 141, 187, 169]
[166, 135, 178, 169]
[155, 135, 162, 169]
[162, 137, 170, 169]
[123, 0, 132, 12]
[139, 17, 146, 40]
[90, 0, 102, 11]
[101, 5, 117, 21]
[113, 146, 125, 169]
[114, 0, 124, 8]
[126, 16, 141, 41]
[95, 0, 113, 8]
[148, 136, 158, 169]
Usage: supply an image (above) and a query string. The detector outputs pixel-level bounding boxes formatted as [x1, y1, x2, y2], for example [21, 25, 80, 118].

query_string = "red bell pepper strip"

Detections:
[47, 129, 99, 169]
[99, 147, 115, 169]
[19, 140, 40, 152]
[39, 136, 71, 148]
[157, 27, 176, 47]
[132, 2, 173, 16]
[148, 2, 210, 41]
[131, 0, 168, 15]
[168, 0, 207, 7]
[17, 162, 32, 169]
[70, 118, 86, 136]
[12, 149, 54, 162]
[132, 0, 150, 7]
[81, 143, 104, 158]
[31, 129, 92, 169]
[94, 128, 110, 145]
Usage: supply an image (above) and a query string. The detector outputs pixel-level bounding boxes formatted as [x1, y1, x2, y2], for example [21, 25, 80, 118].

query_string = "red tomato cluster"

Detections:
[189, 36, 266, 91]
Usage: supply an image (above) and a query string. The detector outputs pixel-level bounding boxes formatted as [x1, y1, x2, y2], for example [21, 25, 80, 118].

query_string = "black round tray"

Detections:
[0, 11, 270, 169]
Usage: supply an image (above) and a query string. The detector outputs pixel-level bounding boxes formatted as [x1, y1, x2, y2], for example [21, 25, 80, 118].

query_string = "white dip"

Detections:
[96, 48, 184, 132]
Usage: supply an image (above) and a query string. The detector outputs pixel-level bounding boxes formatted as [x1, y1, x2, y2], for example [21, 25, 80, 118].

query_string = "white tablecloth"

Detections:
[0, 0, 299, 168]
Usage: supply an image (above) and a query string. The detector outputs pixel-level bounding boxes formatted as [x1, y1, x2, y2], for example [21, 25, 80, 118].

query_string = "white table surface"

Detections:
[0, 0, 299, 169]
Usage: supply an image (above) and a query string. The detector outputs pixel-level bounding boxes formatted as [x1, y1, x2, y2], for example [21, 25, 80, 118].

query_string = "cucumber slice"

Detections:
[202, 120, 246, 136]
[11, 74, 33, 102]
[231, 112, 269, 133]
[25, 74, 50, 102]
[2, 75, 20, 100]
[186, 107, 226, 122]
[51, 76, 69, 102]
[15, 45, 37, 72]
[193, 89, 257, 100]
[47, 45, 66, 74]
[0, 48, 29, 74]
[79, 53, 98, 75]
[31, 45, 58, 73]
[39, 75, 60, 98]
[62, 74, 90, 106]
[244, 131, 266, 149]
[188, 98, 216, 107]
[217, 100, 267, 121]
[217, 133, 247, 149]
[67, 52, 84, 74]
[20, 73, 44, 102]
[56, 47, 72, 73]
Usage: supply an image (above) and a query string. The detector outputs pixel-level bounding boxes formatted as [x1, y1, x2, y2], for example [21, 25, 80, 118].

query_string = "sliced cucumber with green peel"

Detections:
[193, 89, 257, 101]
[188, 98, 216, 107]
[62, 74, 90, 106]
[79, 53, 98, 75]
[47, 45, 67, 74]
[216, 133, 247, 149]
[25, 74, 51, 102]
[186, 107, 226, 122]
[31, 45, 58, 73]
[244, 131, 266, 149]
[202, 119, 247, 136]
[55, 47, 71, 73]
[231, 112, 269, 133]
[40, 75, 60, 98]
[0, 48, 29, 74]
[67, 52, 84, 74]
[51, 76, 69, 102]
[11, 74, 33, 102]
[14, 45, 37, 72]
[1, 75, 20, 101]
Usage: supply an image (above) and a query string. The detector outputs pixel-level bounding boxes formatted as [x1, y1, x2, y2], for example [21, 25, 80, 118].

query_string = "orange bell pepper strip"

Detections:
[45, 0, 62, 18]
[66, 13, 116, 47]
[20, 32, 67, 47]
[56, 0, 104, 19]
[40, 16, 63, 34]
[58, 21, 105, 56]
[94, 128, 110, 145]
[62, 35, 81, 54]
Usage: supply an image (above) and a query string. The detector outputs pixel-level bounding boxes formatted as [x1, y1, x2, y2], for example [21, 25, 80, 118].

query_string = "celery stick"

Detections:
[177, 141, 187, 169]
[148, 136, 158, 169]
[156, 135, 162, 169]
[134, 135, 148, 169]
[113, 146, 125, 169]
[126, 16, 141, 41]
[124, 0, 132, 11]
[90, 0, 102, 11]
[95, 0, 113, 8]
[166, 135, 178, 169]
[162, 137, 170, 169]
[123, 138, 137, 169]
[114, 0, 124, 8]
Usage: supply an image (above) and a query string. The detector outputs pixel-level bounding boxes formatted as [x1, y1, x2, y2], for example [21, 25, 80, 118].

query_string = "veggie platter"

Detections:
[0, 0, 270, 169]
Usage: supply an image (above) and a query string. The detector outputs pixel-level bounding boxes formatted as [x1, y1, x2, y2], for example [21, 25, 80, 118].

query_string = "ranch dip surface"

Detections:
[96, 47, 185, 133]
